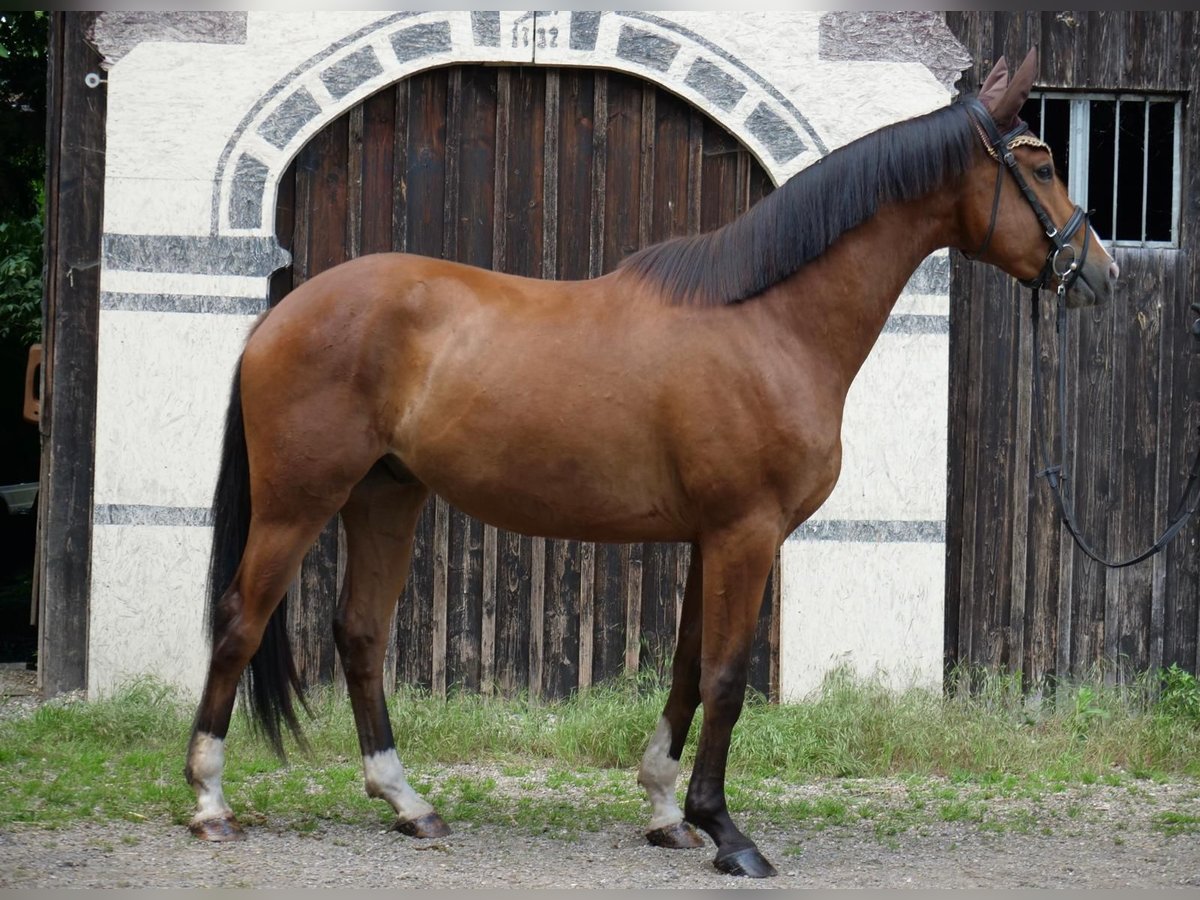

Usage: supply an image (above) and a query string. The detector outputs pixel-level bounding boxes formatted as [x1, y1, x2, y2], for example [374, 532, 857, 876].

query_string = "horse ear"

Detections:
[977, 55, 1009, 111]
[988, 48, 1038, 128]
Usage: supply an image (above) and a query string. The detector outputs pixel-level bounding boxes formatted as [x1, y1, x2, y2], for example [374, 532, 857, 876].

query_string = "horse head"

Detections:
[962, 49, 1119, 308]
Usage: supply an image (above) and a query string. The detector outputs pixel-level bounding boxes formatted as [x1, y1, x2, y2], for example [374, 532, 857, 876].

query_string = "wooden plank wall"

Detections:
[945, 12, 1200, 685]
[37, 12, 106, 696]
[271, 65, 781, 700]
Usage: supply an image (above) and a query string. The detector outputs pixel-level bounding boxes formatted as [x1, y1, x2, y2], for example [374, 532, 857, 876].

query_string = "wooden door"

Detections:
[271, 64, 780, 700]
[945, 11, 1200, 684]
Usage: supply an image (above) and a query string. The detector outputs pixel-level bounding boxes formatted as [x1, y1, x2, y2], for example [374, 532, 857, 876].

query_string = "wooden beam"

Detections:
[39, 12, 105, 697]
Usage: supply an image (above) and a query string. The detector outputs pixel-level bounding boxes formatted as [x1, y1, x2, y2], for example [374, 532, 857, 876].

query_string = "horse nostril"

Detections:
[1108, 261, 1120, 281]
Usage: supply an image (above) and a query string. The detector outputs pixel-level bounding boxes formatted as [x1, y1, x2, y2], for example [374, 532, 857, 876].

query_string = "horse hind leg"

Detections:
[186, 512, 334, 840]
[639, 543, 705, 850]
[334, 464, 447, 838]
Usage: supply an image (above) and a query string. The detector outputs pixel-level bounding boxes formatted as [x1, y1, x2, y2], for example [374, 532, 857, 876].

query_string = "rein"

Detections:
[965, 96, 1200, 569]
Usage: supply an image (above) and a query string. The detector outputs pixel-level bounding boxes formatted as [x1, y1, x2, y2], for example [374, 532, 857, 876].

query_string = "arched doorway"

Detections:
[270, 64, 779, 700]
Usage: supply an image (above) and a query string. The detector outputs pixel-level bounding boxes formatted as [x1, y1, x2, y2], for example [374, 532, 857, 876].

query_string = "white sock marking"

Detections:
[188, 733, 233, 824]
[363, 748, 434, 821]
[638, 716, 684, 831]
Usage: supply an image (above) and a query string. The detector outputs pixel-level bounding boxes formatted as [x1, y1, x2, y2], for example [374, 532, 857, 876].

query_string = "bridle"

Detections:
[963, 96, 1090, 299]
[962, 95, 1200, 569]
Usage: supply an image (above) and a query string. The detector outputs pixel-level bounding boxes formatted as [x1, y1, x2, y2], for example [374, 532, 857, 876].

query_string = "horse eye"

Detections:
[1034, 164, 1054, 182]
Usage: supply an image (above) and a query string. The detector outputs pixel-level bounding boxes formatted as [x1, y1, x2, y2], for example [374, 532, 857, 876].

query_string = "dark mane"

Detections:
[620, 100, 978, 306]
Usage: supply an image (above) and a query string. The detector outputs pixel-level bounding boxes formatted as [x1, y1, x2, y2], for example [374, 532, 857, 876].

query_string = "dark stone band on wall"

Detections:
[100, 292, 268, 315]
[91, 504, 944, 543]
[104, 233, 291, 278]
[789, 520, 946, 542]
[884, 315, 949, 335]
[94, 505, 214, 527]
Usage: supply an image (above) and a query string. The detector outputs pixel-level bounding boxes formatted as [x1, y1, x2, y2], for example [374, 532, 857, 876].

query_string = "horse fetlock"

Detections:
[362, 748, 435, 821]
[639, 717, 685, 830]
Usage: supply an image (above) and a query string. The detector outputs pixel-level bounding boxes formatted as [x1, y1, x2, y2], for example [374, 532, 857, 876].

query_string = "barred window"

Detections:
[1021, 93, 1182, 248]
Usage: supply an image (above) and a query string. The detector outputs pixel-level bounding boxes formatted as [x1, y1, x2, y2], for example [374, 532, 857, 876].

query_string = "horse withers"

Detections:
[184, 49, 1117, 877]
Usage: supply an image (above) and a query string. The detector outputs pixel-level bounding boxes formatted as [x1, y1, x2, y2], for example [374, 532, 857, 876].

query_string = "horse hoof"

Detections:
[189, 816, 244, 842]
[646, 821, 705, 849]
[394, 812, 451, 839]
[713, 846, 778, 878]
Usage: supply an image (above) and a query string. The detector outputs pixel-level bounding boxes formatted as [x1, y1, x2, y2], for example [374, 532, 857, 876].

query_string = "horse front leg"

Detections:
[683, 524, 779, 877]
[639, 543, 704, 849]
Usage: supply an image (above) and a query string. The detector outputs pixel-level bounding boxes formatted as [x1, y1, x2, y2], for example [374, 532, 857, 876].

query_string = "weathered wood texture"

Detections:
[272, 65, 779, 699]
[945, 12, 1200, 684]
[37, 12, 106, 696]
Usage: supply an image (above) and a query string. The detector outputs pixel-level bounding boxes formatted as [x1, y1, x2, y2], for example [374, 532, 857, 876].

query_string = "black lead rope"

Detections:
[1028, 286, 1200, 568]
[963, 94, 1200, 568]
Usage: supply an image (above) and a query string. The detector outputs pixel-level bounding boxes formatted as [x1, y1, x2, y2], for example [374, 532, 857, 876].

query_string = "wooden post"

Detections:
[38, 12, 105, 697]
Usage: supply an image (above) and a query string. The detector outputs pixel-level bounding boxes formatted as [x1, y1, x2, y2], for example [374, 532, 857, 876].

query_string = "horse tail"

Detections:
[207, 351, 307, 759]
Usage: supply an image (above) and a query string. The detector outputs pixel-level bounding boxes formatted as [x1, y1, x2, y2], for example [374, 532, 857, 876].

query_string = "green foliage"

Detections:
[1155, 663, 1200, 724]
[0, 12, 49, 220]
[0, 206, 43, 345]
[0, 12, 47, 346]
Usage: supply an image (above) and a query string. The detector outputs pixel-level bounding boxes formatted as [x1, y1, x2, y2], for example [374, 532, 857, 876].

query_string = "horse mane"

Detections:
[619, 99, 978, 307]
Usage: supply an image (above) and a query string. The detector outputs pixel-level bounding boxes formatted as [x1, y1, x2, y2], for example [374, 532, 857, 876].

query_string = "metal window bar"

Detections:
[1142, 97, 1150, 244]
[1172, 99, 1182, 246]
[1068, 99, 1089, 207]
[1111, 99, 1119, 243]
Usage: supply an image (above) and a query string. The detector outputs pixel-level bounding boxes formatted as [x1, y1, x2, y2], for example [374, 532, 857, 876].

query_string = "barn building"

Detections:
[35, 11, 1199, 701]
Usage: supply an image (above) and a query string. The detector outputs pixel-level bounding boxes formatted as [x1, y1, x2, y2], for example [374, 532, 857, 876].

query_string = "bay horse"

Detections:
[185, 49, 1118, 877]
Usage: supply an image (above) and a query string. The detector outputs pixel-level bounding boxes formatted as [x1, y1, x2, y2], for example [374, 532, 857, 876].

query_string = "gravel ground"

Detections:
[4, 666, 1200, 889]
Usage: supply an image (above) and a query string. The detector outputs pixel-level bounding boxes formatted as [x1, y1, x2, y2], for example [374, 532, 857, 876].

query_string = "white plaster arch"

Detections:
[211, 10, 830, 239]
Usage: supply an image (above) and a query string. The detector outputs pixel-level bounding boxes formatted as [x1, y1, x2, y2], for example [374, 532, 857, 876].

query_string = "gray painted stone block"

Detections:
[745, 102, 806, 163]
[615, 24, 680, 73]
[89, 11, 247, 69]
[471, 11, 500, 47]
[390, 21, 452, 64]
[569, 12, 602, 51]
[229, 154, 269, 231]
[684, 58, 747, 112]
[258, 88, 323, 151]
[819, 11, 972, 93]
[320, 45, 383, 101]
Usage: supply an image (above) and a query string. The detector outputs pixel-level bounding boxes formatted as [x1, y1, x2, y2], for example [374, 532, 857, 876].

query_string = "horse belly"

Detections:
[396, 392, 684, 543]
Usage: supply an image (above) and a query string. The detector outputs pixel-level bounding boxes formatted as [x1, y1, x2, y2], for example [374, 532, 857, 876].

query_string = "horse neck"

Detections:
[762, 183, 959, 391]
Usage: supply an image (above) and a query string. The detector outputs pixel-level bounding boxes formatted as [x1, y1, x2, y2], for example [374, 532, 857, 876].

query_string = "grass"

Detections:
[2, 667, 1199, 837]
